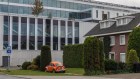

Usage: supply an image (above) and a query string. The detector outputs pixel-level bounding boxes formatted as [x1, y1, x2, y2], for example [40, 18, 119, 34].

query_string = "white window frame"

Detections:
[120, 35, 125, 45]
[109, 52, 115, 60]
[120, 53, 126, 63]
[110, 36, 115, 46]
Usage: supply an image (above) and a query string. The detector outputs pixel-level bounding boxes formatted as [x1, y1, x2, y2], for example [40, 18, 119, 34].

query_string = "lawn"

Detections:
[0, 68, 84, 76]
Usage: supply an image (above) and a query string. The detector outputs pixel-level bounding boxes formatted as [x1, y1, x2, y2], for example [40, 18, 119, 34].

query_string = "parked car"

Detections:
[45, 61, 66, 73]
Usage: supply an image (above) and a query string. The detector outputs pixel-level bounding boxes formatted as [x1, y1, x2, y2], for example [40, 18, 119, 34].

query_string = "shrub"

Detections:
[33, 55, 40, 68]
[117, 62, 127, 70]
[127, 27, 140, 61]
[63, 44, 83, 68]
[127, 49, 139, 70]
[84, 37, 104, 75]
[40, 45, 51, 71]
[27, 64, 39, 70]
[22, 61, 31, 70]
[105, 59, 117, 71]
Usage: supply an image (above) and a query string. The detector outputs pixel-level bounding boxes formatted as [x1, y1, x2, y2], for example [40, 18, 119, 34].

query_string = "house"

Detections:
[85, 13, 140, 62]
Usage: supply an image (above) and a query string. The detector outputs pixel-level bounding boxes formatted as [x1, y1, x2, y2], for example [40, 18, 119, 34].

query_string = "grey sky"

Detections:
[95, 0, 140, 7]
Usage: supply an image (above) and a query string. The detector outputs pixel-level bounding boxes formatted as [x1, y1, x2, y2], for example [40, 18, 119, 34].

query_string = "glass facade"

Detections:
[0, 0, 93, 19]
[12, 17, 18, 49]
[3, 16, 80, 51]
[45, 19, 51, 46]
[68, 21, 72, 45]
[21, 17, 27, 49]
[29, 18, 35, 50]
[53, 20, 58, 50]
[75, 22, 79, 44]
[37, 19, 43, 50]
[3, 16, 9, 49]
[60, 21, 65, 50]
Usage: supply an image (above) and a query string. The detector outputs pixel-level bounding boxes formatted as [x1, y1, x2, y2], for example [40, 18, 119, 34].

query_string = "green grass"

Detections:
[0, 68, 84, 76]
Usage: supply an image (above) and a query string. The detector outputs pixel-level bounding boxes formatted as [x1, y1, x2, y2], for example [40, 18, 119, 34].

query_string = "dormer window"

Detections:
[116, 16, 135, 26]
[100, 19, 115, 29]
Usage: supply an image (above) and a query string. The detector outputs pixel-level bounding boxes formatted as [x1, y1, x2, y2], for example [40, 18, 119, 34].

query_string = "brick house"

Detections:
[85, 13, 140, 62]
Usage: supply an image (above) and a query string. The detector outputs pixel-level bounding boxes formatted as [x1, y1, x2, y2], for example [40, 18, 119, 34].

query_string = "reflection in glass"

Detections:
[53, 20, 58, 50]
[29, 18, 35, 50]
[38, 19, 43, 50]
[12, 17, 18, 49]
[21, 17, 27, 49]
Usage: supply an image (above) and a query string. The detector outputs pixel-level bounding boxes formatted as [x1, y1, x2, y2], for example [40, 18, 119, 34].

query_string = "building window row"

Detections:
[109, 52, 126, 62]
[3, 16, 79, 50]
[110, 35, 125, 46]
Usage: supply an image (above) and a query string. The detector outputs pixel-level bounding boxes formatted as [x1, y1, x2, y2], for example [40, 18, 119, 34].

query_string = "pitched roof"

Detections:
[85, 13, 140, 36]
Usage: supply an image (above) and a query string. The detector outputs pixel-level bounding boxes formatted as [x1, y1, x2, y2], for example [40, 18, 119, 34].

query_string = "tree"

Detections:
[40, 45, 51, 71]
[127, 27, 140, 61]
[84, 37, 104, 75]
[103, 36, 111, 59]
[32, 0, 44, 16]
[127, 49, 139, 70]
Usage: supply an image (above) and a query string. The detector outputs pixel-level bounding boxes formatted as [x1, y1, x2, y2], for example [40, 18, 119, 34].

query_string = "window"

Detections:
[120, 53, 126, 62]
[109, 52, 115, 60]
[117, 19, 122, 25]
[108, 12, 110, 19]
[120, 35, 125, 45]
[117, 13, 119, 17]
[96, 10, 98, 18]
[110, 36, 115, 46]
[122, 18, 127, 24]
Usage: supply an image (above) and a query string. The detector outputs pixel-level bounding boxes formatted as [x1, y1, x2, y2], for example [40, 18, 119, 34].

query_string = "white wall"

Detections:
[0, 50, 63, 66]
[79, 22, 97, 43]
[92, 8, 131, 20]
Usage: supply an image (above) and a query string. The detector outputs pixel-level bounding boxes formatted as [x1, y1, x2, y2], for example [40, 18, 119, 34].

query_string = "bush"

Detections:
[40, 45, 51, 71]
[127, 27, 140, 61]
[105, 60, 117, 71]
[84, 37, 104, 75]
[27, 64, 39, 70]
[33, 55, 40, 68]
[22, 61, 31, 70]
[117, 62, 127, 70]
[63, 44, 83, 68]
[127, 49, 139, 70]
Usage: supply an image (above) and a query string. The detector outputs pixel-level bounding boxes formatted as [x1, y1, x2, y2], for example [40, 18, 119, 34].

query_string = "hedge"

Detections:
[40, 45, 51, 71]
[63, 44, 83, 68]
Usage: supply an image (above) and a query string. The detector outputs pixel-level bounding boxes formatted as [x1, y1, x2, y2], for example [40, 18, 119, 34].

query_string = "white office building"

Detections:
[0, 0, 139, 66]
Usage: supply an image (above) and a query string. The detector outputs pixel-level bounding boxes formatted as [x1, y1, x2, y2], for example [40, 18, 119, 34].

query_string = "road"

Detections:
[0, 75, 30, 79]
[16, 76, 122, 79]
[0, 75, 122, 79]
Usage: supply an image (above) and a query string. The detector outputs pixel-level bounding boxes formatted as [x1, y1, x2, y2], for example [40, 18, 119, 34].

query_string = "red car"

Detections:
[45, 61, 66, 73]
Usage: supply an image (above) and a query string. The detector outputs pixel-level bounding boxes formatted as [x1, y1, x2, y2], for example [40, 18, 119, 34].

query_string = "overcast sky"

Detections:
[95, 0, 140, 7]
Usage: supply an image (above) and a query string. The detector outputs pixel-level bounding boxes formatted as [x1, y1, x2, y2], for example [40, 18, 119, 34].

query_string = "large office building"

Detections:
[0, 0, 140, 66]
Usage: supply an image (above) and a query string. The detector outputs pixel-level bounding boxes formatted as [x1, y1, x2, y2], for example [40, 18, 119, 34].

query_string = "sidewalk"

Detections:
[16, 76, 122, 79]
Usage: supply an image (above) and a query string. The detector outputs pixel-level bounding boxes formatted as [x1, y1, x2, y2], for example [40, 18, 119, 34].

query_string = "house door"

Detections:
[2, 56, 10, 67]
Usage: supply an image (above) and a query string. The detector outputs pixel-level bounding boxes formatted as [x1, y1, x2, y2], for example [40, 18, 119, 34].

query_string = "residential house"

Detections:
[85, 13, 140, 62]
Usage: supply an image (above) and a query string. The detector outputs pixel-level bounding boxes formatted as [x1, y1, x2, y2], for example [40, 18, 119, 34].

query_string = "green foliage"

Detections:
[103, 36, 111, 59]
[105, 60, 127, 74]
[83, 37, 104, 75]
[127, 27, 140, 61]
[33, 55, 40, 68]
[27, 64, 39, 70]
[32, 0, 44, 16]
[127, 49, 139, 70]
[63, 44, 83, 68]
[40, 45, 51, 71]
[99, 41, 105, 72]
[22, 61, 31, 70]
[105, 60, 118, 71]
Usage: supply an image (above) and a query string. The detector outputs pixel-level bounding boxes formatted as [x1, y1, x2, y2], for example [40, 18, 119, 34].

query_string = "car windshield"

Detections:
[56, 63, 62, 66]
